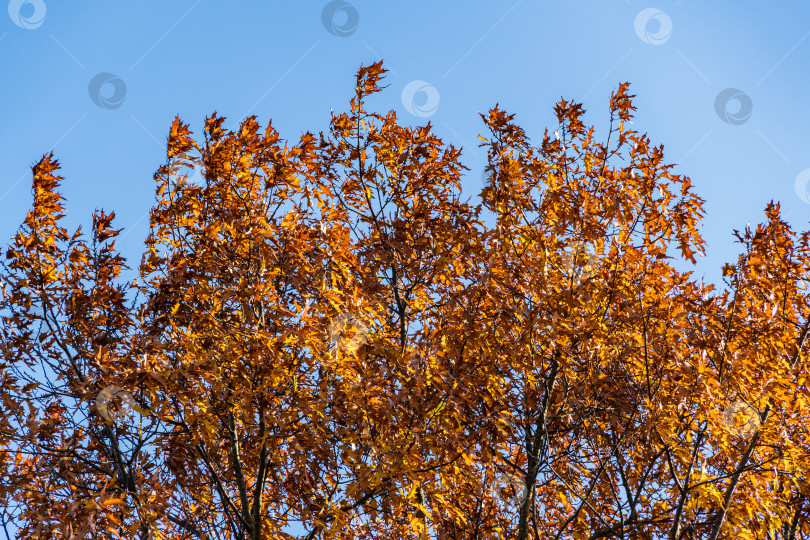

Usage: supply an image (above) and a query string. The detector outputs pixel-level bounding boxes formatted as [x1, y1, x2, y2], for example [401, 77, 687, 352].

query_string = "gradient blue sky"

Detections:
[2, 2, 810, 536]
[2, 1, 810, 292]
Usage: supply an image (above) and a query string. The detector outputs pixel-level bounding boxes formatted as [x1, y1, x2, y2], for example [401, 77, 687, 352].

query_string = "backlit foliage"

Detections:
[1, 62, 809, 539]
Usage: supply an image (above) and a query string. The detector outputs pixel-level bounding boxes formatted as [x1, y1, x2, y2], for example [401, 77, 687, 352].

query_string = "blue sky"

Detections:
[1, 2, 810, 536]
[2, 1, 809, 291]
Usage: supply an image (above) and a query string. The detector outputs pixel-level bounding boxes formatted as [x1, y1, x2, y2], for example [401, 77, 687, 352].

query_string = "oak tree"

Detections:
[1, 62, 808, 539]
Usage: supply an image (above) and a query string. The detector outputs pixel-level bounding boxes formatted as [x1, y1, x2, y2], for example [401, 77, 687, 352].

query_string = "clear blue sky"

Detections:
[2, 2, 810, 536]
[2, 1, 809, 290]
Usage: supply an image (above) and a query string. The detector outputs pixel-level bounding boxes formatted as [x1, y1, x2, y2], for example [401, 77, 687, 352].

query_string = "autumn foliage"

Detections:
[1, 62, 809, 539]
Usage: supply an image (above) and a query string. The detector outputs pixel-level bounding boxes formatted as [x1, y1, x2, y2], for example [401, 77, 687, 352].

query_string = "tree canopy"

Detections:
[1, 62, 809, 540]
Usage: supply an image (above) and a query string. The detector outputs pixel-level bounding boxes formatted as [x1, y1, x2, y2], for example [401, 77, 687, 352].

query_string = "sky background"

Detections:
[1, 2, 810, 536]
[2, 0, 810, 293]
